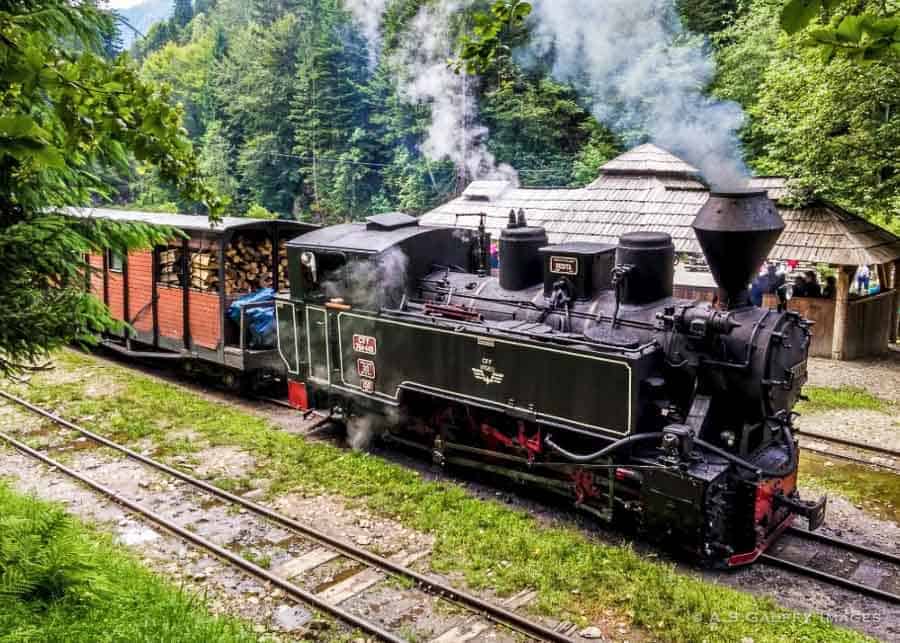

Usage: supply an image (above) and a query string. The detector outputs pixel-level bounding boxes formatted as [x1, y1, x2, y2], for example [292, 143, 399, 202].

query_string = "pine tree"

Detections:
[173, 0, 193, 29]
[217, 12, 305, 213]
[291, 1, 375, 219]
[100, 11, 124, 60]
[194, 0, 217, 16]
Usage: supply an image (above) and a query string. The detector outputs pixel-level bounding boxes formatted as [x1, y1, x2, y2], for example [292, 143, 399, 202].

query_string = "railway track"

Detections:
[762, 526, 900, 605]
[0, 391, 577, 643]
[796, 429, 900, 474]
[796, 428, 900, 460]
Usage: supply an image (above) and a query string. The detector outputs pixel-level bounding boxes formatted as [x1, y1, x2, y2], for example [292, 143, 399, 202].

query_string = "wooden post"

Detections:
[891, 260, 900, 344]
[831, 265, 853, 360]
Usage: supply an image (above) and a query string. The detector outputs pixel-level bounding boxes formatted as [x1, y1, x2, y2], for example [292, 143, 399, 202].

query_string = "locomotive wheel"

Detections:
[221, 371, 244, 392]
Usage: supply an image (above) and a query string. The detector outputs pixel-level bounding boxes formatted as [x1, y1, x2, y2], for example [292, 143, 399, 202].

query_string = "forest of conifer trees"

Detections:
[114, 0, 898, 233]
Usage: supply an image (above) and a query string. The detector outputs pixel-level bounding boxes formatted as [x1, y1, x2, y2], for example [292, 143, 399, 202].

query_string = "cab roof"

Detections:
[286, 220, 447, 254]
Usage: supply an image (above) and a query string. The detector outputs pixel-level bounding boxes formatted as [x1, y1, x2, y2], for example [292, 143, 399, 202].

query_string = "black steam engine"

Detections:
[274, 192, 826, 567]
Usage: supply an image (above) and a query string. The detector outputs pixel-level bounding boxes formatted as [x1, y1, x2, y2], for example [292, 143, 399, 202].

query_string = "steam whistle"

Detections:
[454, 212, 491, 277]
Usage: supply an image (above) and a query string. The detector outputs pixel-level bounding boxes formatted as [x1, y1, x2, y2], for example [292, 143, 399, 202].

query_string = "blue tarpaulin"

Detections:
[227, 288, 276, 348]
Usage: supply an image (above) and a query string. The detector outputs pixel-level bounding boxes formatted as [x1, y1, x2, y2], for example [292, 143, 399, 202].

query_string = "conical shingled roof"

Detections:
[592, 143, 702, 184]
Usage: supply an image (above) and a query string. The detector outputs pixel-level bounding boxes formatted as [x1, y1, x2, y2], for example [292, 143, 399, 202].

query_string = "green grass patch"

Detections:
[0, 480, 257, 643]
[796, 386, 891, 415]
[799, 452, 900, 523]
[3, 350, 872, 642]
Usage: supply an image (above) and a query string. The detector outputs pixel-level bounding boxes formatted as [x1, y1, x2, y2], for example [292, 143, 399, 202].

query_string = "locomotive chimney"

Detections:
[692, 191, 784, 309]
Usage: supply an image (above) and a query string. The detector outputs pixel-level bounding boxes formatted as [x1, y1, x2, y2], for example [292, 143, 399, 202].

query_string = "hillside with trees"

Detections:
[112, 0, 897, 232]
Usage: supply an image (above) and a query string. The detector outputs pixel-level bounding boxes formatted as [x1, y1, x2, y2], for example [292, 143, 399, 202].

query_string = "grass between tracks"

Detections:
[799, 452, 900, 523]
[0, 481, 258, 643]
[4, 350, 873, 643]
[795, 386, 892, 415]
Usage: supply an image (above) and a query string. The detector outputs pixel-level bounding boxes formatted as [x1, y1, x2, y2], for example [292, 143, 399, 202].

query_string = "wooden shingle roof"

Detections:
[595, 143, 702, 180]
[420, 147, 900, 266]
[745, 178, 900, 265]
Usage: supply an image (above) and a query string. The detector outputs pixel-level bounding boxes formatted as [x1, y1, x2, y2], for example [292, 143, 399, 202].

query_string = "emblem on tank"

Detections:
[472, 358, 504, 385]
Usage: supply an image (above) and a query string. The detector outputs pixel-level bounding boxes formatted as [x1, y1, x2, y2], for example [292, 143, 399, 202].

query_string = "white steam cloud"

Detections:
[394, 0, 517, 183]
[527, 0, 747, 187]
[343, 0, 389, 67]
[344, 0, 745, 187]
[344, 0, 516, 183]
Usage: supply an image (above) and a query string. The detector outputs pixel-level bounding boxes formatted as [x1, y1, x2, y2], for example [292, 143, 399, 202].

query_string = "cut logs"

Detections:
[156, 235, 285, 295]
[158, 248, 182, 286]
[278, 238, 290, 291]
[190, 249, 219, 293]
[224, 236, 274, 296]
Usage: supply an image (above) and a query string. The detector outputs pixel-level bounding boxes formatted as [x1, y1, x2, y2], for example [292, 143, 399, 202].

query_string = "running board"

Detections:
[101, 340, 187, 361]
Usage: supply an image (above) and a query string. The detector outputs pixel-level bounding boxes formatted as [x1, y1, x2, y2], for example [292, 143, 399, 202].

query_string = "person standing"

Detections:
[792, 274, 808, 298]
[823, 275, 837, 298]
[856, 264, 871, 294]
[804, 271, 822, 298]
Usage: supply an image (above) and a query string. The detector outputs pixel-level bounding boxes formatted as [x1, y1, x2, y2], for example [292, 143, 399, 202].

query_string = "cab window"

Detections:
[299, 251, 347, 301]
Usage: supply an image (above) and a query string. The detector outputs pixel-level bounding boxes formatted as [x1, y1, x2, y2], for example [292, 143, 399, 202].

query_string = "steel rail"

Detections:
[0, 390, 573, 643]
[758, 553, 900, 605]
[785, 527, 900, 566]
[795, 429, 900, 460]
[0, 429, 403, 643]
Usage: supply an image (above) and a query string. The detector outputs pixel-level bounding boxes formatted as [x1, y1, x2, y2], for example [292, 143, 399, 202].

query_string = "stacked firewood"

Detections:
[190, 250, 219, 292]
[224, 236, 274, 295]
[277, 239, 290, 290]
[158, 248, 181, 286]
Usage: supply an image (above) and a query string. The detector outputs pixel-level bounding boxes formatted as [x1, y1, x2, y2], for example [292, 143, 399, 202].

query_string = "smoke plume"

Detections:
[343, 0, 389, 67]
[394, 0, 518, 184]
[527, 0, 747, 187]
[344, 0, 517, 183]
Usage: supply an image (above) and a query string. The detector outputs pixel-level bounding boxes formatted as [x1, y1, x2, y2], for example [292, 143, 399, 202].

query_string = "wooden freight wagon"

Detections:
[77, 208, 316, 386]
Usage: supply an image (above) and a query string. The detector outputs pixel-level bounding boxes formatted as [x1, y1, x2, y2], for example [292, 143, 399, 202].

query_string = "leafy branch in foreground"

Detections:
[456, 0, 532, 75]
[780, 0, 900, 61]
[0, 1, 220, 377]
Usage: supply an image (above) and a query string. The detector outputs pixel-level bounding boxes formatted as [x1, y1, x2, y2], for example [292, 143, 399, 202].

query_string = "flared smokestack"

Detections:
[692, 191, 784, 308]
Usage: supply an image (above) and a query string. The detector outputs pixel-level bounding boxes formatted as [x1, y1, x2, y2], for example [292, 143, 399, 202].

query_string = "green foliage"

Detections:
[714, 0, 899, 223]
[796, 386, 892, 414]
[291, 2, 375, 219]
[457, 1, 532, 75]
[0, 489, 106, 603]
[481, 74, 620, 186]
[0, 481, 259, 641]
[572, 135, 620, 186]
[677, 0, 742, 34]
[0, 1, 218, 376]
[245, 203, 276, 219]
[749, 47, 900, 220]
[173, 0, 193, 29]
[779, 0, 900, 61]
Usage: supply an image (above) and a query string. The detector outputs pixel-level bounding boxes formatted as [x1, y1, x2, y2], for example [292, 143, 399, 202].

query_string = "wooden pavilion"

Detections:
[422, 144, 900, 360]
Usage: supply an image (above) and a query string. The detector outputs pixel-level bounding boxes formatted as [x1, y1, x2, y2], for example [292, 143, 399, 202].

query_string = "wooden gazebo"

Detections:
[750, 178, 900, 360]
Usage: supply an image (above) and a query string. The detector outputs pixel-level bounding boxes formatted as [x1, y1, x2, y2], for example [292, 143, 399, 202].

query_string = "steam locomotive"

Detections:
[273, 191, 827, 567]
